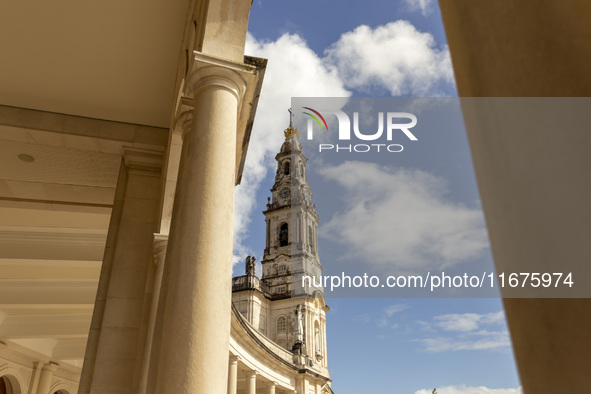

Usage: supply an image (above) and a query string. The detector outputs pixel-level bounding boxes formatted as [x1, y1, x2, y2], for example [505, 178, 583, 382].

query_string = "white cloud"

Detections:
[324, 21, 454, 96]
[417, 320, 436, 332]
[318, 161, 488, 272]
[403, 0, 434, 16]
[385, 303, 409, 317]
[414, 332, 511, 353]
[232, 33, 349, 264]
[434, 312, 505, 332]
[415, 385, 522, 394]
[378, 303, 409, 327]
[414, 311, 511, 353]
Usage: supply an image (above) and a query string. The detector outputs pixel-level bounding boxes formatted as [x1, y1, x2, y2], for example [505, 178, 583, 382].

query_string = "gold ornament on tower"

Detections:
[284, 108, 300, 138]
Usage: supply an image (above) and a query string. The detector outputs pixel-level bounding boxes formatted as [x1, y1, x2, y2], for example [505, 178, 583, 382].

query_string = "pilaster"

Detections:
[79, 147, 163, 394]
[137, 234, 168, 394]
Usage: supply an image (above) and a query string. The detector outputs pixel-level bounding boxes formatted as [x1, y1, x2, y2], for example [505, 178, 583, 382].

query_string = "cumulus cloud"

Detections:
[414, 311, 510, 353]
[415, 385, 522, 394]
[403, 0, 435, 16]
[324, 21, 454, 96]
[232, 33, 349, 264]
[318, 161, 488, 272]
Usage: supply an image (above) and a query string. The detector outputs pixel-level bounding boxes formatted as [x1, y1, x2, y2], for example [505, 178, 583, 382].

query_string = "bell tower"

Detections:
[261, 109, 323, 299]
[232, 109, 330, 369]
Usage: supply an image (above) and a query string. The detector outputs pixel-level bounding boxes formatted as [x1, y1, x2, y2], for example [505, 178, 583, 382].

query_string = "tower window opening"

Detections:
[280, 223, 289, 246]
[284, 161, 290, 175]
[277, 316, 287, 333]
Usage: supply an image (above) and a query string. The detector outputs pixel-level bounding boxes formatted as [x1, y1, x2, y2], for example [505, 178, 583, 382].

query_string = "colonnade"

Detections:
[227, 355, 285, 394]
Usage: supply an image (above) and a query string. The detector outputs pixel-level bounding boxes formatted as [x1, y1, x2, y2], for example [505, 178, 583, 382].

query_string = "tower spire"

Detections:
[284, 108, 299, 138]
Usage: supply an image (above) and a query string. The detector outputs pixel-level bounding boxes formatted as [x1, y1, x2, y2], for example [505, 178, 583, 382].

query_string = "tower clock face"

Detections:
[279, 187, 291, 200]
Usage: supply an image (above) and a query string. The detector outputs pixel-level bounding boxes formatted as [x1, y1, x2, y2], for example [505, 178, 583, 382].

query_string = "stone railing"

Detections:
[232, 275, 270, 294]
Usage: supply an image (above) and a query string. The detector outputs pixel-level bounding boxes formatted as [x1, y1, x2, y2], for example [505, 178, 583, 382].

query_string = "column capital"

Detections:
[42, 361, 59, 372]
[229, 354, 241, 363]
[186, 52, 256, 103]
[173, 106, 194, 140]
[123, 147, 164, 174]
[171, 94, 194, 139]
[153, 234, 168, 265]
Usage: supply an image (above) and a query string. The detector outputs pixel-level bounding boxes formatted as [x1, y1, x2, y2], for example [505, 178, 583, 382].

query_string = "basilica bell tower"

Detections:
[261, 109, 323, 299]
[232, 110, 330, 369]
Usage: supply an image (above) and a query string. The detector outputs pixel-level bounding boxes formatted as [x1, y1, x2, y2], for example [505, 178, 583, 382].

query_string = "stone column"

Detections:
[439, 2, 591, 394]
[36, 362, 58, 394]
[246, 371, 257, 394]
[227, 356, 239, 394]
[154, 56, 249, 393]
[267, 382, 276, 394]
[137, 235, 167, 394]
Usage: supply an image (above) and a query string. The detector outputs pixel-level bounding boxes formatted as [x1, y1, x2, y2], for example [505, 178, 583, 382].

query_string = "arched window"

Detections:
[284, 161, 290, 175]
[279, 223, 288, 247]
[300, 164, 304, 176]
[308, 225, 314, 248]
[276, 316, 287, 333]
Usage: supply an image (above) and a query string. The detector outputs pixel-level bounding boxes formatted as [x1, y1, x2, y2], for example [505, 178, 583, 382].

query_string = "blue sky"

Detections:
[232, 1, 522, 393]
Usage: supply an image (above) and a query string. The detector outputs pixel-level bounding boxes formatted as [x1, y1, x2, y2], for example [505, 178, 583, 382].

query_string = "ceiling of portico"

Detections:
[0, 122, 166, 369]
[0, 0, 189, 128]
[0, 0, 188, 372]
